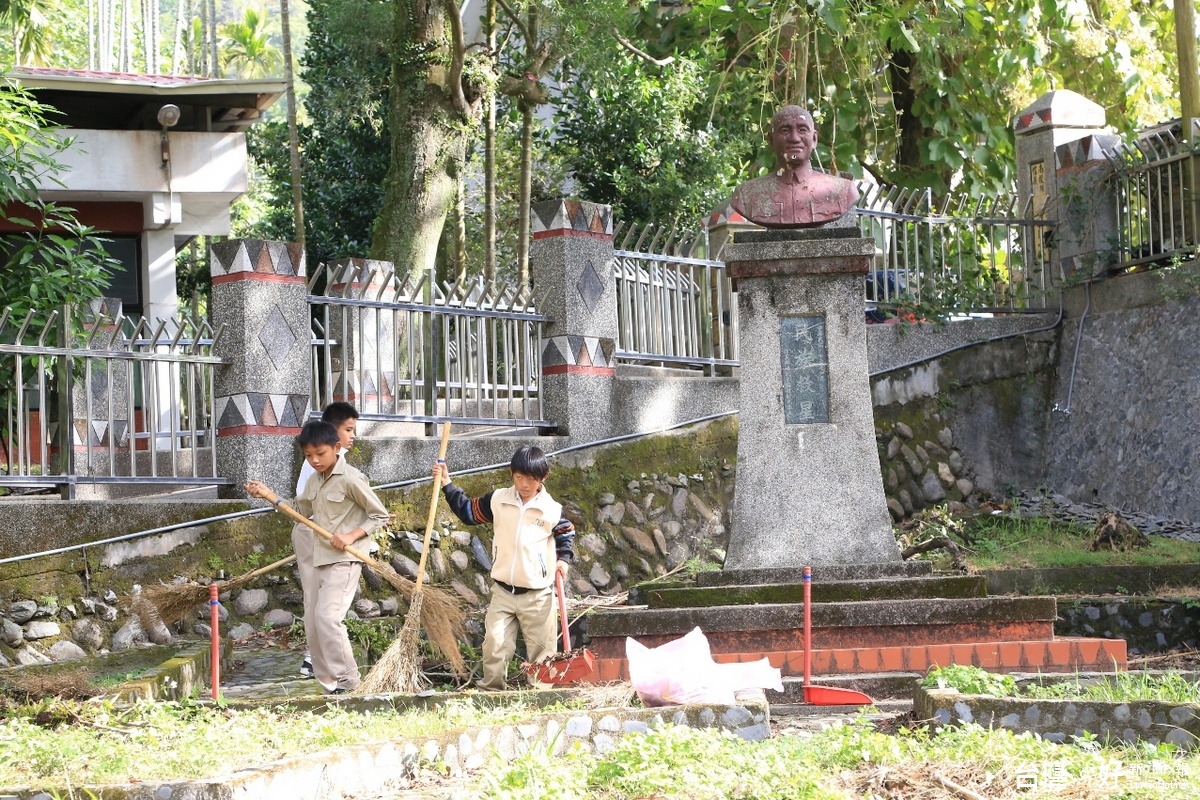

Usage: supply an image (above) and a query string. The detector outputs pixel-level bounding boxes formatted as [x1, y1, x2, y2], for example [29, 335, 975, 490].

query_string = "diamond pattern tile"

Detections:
[577, 261, 605, 312]
[258, 306, 297, 370]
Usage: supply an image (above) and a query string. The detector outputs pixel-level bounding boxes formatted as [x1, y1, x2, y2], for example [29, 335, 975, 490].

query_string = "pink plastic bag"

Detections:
[626, 626, 782, 707]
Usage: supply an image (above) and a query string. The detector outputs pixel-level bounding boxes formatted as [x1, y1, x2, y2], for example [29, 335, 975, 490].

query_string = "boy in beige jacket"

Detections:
[434, 445, 575, 690]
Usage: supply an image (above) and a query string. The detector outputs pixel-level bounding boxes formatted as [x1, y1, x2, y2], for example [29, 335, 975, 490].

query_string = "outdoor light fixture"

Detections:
[157, 103, 181, 167]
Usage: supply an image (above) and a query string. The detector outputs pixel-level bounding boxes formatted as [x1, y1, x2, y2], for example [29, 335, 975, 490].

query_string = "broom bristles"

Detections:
[142, 531, 468, 683]
[359, 557, 468, 676]
[356, 591, 427, 694]
[143, 582, 212, 628]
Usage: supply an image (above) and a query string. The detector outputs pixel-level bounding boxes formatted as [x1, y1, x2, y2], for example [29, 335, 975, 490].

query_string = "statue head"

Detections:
[768, 106, 817, 171]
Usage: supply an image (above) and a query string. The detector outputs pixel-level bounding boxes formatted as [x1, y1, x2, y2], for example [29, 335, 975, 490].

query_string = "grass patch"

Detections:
[901, 508, 1200, 571]
[0, 695, 557, 788]
[926, 664, 1200, 704]
[1022, 671, 1200, 704]
[466, 716, 1200, 799]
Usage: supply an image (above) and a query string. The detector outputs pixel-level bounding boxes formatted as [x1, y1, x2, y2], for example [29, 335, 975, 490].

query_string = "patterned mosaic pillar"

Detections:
[530, 199, 617, 441]
[70, 297, 130, 453]
[210, 240, 310, 499]
[324, 258, 398, 414]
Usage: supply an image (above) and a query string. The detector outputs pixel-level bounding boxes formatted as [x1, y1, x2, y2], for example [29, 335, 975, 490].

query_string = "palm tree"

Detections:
[220, 7, 283, 79]
[0, 0, 55, 66]
[280, 0, 304, 249]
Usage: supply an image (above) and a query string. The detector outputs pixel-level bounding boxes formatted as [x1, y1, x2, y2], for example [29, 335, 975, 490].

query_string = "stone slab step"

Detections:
[588, 637, 1126, 683]
[646, 574, 987, 609]
[587, 596, 1058, 656]
[775, 672, 924, 702]
[697, 560, 932, 587]
[770, 698, 912, 717]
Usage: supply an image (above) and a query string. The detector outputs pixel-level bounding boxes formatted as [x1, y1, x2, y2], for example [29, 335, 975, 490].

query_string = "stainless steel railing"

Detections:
[1106, 121, 1200, 272]
[309, 261, 550, 428]
[613, 222, 738, 374]
[856, 185, 1058, 314]
[0, 303, 226, 495]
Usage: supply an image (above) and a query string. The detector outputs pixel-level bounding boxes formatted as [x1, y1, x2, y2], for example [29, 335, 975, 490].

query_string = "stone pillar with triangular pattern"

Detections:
[531, 199, 618, 441]
[210, 239, 310, 499]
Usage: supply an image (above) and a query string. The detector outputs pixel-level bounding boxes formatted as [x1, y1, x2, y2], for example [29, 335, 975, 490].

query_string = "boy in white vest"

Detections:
[434, 445, 575, 690]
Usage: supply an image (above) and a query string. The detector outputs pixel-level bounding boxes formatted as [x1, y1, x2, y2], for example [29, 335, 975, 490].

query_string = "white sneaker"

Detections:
[299, 658, 314, 678]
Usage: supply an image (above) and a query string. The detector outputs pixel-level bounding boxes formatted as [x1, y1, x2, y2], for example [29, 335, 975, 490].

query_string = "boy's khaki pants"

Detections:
[479, 584, 555, 691]
[300, 558, 362, 692]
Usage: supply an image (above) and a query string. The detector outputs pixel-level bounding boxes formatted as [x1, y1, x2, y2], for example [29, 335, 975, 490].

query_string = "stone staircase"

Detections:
[583, 561, 1126, 684]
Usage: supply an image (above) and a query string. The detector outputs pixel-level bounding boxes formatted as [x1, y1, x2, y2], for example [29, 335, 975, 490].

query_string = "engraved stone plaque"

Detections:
[779, 315, 829, 424]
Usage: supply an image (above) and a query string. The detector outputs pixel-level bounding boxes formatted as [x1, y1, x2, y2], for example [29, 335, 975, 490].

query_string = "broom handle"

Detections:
[413, 422, 453, 593]
[254, 486, 379, 567]
[225, 553, 297, 584]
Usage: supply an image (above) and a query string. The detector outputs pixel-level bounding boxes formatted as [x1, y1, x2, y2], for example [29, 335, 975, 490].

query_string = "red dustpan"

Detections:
[802, 566, 874, 706]
[523, 572, 596, 684]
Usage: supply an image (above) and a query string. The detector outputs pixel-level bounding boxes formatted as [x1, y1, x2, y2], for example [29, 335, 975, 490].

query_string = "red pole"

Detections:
[802, 566, 812, 688]
[556, 571, 571, 652]
[209, 582, 220, 700]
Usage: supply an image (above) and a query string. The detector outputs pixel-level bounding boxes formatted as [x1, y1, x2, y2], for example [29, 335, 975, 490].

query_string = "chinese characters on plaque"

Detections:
[779, 316, 829, 424]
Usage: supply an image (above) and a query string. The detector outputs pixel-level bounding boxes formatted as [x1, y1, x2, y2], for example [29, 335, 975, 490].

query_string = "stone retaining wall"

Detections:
[1057, 598, 1200, 655]
[915, 674, 1200, 750]
[1, 419, 738, 665]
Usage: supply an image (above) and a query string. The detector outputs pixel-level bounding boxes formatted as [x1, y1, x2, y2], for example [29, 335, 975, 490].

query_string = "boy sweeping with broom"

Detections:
[433, 445, 575, 690]
[246, 420, 389, 694]
[294, 401, 361, 679]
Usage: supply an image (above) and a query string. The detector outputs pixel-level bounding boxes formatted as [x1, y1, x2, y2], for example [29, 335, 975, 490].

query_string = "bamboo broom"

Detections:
[251, 481, 467, 677]
[357, 422, 454, 694]
[142, 553, 299, 628]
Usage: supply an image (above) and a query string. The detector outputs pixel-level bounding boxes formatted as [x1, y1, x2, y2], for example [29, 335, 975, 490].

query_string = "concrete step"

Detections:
[775, 673, 923, 702]
[697, 560, 933, 587]
[587, 596, 1059, 655]
[645, 574, 987, 608]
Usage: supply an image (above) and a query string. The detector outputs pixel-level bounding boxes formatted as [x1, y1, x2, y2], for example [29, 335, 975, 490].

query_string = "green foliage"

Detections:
[342, 617, 401, 663]
[0, 696, 541, 787]
[624, 0, 1178, 200]
[923, 664, 1017, 696]
[470, 738, 590, 800]
[954, 512, 1200, 570]
[553, 50, 752, 227]
[0, 86, 116, 317]
[220, 7, 283, 79]
[236, 0, 391, 265]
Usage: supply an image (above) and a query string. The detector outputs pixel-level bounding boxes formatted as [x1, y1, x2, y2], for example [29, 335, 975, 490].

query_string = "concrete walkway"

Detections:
[219, 635, 329, 701]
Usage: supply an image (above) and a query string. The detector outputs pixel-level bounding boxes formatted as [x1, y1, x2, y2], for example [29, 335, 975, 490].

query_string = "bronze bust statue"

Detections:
[729, 106, 858, 228]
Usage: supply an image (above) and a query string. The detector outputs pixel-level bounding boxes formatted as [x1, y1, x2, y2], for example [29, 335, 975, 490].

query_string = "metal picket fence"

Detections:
[855, 184, 1058, 314]
[1105, 121, 1200, 272]
[612, 222, 738, 374]
[0, 302, 225, 496]
[308, 261, 550, 428]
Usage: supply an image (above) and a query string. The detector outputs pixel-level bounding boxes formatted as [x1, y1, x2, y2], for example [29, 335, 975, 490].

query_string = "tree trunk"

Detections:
[483, 0, 497, 281]
[517, 99, 532, 289]
[888, 47, 945, 192]
[370, 0, 476, 279]
[280, 0, 305, 249]
[514, 6, 538, 291]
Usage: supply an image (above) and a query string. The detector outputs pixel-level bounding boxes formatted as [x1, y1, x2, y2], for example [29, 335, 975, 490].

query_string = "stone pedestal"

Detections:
[720, 229, 899, 570]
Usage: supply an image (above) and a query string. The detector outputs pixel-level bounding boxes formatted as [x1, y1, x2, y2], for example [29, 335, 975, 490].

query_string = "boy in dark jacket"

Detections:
[434, 445, 574, 690]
